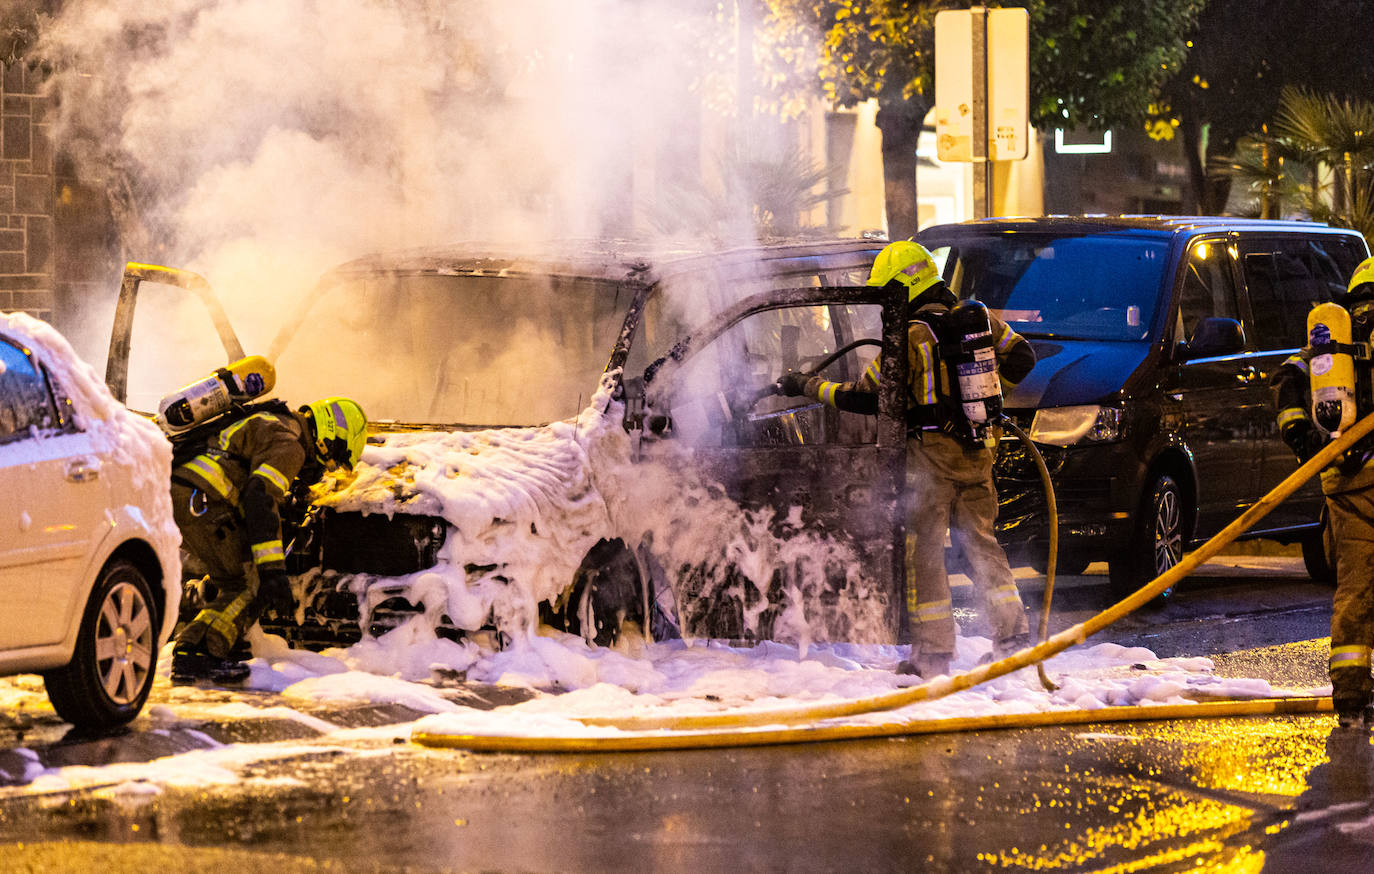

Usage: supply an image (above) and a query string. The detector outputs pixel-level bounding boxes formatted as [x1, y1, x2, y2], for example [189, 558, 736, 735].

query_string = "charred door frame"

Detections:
[640, 283, 911, 640]
[104, 263, 246, 404]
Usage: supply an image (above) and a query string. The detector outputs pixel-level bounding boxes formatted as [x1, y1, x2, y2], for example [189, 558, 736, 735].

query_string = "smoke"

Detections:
[38, 0, 744, 359]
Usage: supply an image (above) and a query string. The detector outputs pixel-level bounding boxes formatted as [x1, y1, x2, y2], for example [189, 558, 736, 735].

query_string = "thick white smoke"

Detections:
[39, 0, 740, 355]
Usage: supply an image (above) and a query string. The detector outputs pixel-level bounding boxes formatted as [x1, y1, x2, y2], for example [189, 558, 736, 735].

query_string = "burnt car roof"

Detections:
[319, 238, 888, 287]
[921, 214, 1359, 239]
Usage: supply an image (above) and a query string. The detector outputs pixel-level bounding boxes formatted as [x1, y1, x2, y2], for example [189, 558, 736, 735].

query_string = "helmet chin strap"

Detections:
[1351, 300, 1374, 342]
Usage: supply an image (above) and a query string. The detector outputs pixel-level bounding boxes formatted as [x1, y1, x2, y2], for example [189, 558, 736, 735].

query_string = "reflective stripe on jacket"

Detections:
[175, 411, 311, 571]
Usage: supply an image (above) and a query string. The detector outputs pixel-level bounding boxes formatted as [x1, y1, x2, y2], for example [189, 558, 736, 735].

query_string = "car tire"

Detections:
[1028, 549, 1090, 577]
[1108, 473, 1186, 602]
[1301, 510, 1336, 585]
[42, 559, 159, 731]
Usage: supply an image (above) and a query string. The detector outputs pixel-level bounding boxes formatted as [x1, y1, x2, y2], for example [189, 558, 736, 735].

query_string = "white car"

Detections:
[0, 312, 179, 730]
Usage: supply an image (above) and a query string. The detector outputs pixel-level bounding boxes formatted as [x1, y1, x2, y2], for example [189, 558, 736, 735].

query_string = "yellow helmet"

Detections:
[303, 397, 368, 470]
[1348, 255, 1374, 302]
[866, 241, 941, 300]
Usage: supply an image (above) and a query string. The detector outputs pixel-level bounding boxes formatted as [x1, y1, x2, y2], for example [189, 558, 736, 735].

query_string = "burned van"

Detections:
[918, 217, 1370, 595]
[104, 241, 914, 648]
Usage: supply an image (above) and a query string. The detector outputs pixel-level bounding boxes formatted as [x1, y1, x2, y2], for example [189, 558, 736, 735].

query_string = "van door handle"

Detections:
[65, 457, 100, 483]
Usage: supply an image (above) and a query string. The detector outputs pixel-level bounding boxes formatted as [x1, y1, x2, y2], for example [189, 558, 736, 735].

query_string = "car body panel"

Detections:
[919, 216, 1370, 574]
[0, 318, 179, 679]
[1005, 339, 1149, 408]
[0, 431, 109, 648]
[106, 242, 910, 646]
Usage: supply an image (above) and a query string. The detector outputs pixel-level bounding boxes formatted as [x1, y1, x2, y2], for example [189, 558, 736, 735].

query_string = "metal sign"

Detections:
[934, 7, 1029, 163]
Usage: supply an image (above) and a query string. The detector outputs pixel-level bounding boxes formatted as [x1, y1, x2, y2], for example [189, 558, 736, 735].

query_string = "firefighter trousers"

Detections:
[904, 432, 1029, 660]
[171, 481, 261, 659]
[1326, 486, 1374, 712]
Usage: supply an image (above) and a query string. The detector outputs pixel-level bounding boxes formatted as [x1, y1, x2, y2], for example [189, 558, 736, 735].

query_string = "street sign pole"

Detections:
[936, 6, 1027, 221]
[970, 6, 991, 219]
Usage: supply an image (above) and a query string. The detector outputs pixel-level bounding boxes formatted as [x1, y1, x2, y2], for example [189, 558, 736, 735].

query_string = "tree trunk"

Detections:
[876, 100, 929, 241]
[1179, 115, 1206, 215]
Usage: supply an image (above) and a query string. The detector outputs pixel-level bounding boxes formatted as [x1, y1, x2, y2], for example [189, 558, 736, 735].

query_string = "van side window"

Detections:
[1242, 239, 1344, 350]
[1176, 241, 1238, 344]
[1242, 248, 1313, 347]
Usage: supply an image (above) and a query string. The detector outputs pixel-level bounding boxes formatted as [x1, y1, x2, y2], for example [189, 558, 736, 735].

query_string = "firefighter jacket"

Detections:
[802, 285, 1035, 433]
[1271, 348, 1374, 495]
[174, 410, 315, 574]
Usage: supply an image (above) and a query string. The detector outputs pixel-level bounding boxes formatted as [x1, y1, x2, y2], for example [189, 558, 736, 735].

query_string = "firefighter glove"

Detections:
[258, 570, 294, 617]
[777, 371, 812, 397]
[1283, 421, 1325, 463]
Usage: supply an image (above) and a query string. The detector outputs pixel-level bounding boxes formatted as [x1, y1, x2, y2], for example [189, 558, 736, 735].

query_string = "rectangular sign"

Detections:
[934, 7, 1029, 162]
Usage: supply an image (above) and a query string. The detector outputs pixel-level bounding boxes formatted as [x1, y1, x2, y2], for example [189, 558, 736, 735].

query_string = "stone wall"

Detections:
[0, 60, 53, 320]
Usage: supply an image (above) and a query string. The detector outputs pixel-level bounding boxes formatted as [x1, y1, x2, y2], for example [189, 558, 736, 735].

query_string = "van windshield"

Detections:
[923, 232, 1170, 341]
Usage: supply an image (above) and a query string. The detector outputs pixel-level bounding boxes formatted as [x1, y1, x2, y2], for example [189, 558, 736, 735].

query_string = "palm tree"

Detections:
[1272, 86, 1374, 217]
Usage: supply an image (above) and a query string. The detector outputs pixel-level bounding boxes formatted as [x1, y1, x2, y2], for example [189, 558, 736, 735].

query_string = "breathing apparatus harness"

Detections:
[908, 294, 1005, 450]
[1306, 298, 1374, 474]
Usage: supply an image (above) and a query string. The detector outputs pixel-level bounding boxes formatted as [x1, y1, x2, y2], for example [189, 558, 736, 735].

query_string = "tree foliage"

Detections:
[758, 0, 1203, 238]
[1027, 0, 1202, 131]
[1157, 0, 1374, 214]
[1220, 87, 1374, 245]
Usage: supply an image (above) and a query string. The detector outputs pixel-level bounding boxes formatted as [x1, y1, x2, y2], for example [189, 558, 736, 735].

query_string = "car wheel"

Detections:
[1027, 549, 1090, 577]
[1301, 510, 1336, 585]
[545, 538, 646, 646]
[42, 559, 159, 731]
[1108, 474, 1186, 601]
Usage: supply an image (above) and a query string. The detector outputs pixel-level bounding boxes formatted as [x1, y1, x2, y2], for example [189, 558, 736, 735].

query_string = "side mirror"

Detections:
[1183, 317, 1246, 359]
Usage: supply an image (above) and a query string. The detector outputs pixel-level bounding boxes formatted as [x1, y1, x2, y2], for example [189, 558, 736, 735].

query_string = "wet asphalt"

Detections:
[0, 556, 1367, 873]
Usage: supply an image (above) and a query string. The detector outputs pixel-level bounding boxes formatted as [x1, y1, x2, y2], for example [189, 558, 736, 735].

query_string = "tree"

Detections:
[760, 0, 1202, 240]
[1157, 0, 1374, 214]
[1220, 87, 1374, 245]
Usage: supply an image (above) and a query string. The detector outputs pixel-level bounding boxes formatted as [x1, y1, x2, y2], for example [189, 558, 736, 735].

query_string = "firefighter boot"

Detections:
[896, 651, 953, 679]
[1335, 701, 1374, 730]
[993, 632, 1034, 661]
[170, 643, 251, 685]
[1332, 684, 1373, 729]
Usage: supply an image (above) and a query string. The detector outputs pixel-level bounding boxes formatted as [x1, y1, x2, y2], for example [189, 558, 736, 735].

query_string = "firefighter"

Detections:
[778, 241, 1037, 677]
[1272, 255, 1374, 728]
[170, 396, 368, 684]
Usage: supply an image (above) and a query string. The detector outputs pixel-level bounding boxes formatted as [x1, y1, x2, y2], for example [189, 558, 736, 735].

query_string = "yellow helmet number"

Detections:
[306, 397, 368, 470]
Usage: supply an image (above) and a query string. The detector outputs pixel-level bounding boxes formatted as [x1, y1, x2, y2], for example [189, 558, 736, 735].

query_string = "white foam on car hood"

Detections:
[311, 375, 887, 649]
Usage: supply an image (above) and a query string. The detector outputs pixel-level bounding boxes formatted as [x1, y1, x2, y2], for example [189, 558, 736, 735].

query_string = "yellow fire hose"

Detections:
[412, 696, 1331, 753]
[1001, 417, 1060, 693]
[412, 412, 1373, 752]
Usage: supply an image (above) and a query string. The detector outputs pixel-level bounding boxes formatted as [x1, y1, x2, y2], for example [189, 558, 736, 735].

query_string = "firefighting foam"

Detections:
[312, 374, 891, 649]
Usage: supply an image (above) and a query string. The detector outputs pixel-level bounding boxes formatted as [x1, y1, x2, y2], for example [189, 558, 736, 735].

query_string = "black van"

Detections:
[917, 217, 1370, 595]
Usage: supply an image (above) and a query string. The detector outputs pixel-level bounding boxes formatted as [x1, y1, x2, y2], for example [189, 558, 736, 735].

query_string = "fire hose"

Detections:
[412, 410, 1373, 753]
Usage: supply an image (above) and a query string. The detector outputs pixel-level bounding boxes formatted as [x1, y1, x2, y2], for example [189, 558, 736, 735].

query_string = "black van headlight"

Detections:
[1028, 405, 1122, 446]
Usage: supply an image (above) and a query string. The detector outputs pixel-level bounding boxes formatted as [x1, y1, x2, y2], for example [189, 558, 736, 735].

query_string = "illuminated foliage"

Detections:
[1155, 0, 1374, 214]
[755, 0, 1202, 237]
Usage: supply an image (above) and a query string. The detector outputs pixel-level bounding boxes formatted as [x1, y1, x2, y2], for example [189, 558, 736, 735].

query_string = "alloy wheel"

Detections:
[93, 580, 155, 706]
[1152, 481, 1184, 577]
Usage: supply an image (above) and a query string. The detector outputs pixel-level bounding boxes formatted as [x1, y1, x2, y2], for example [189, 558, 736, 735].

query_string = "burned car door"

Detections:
[635, 284, 909, 644]
[104, 263, 247, 409]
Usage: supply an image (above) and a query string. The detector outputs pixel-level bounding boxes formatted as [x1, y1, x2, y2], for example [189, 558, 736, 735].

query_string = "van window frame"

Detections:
[1234, 232, 1366, 354]
[1168, 233, 1242, 349]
